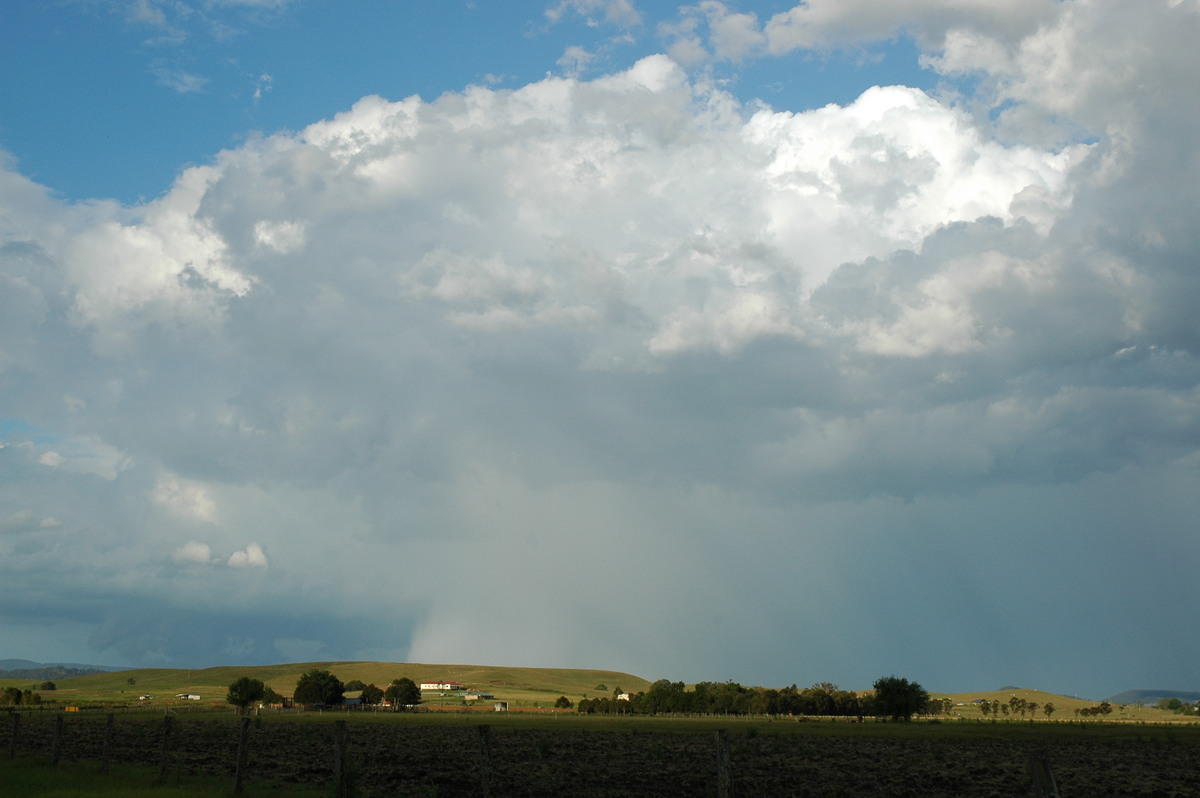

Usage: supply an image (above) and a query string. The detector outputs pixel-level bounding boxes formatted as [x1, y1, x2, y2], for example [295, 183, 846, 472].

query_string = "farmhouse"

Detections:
[175, 693, 200, 700]
[419, 682, 464, 692]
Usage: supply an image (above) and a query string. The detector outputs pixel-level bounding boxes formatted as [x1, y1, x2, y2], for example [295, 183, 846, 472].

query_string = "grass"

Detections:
[933, 687, 1194, 724]
[0, 758, 326, 798]
[4, 662, 1191, 725]
[1, 661, 652, 709]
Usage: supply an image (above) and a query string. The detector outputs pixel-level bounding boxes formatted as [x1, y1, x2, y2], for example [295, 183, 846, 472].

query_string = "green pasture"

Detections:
[1, 661, 651, 708]
[934, 687, 1194, 724]
[4, 662, 1192, 727]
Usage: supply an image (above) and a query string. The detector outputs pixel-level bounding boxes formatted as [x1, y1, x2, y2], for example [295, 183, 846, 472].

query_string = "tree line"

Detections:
[979, 696, 1058, 720]
[225, 670, 422, 713]
[1, 686, 47, 706]
[575, 676, 932, 721]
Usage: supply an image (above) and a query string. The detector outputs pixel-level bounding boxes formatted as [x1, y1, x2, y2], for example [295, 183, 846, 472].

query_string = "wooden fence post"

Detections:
[233, 716, 252, 794]
[477, 725, 492, 798]
[158, 714, 174, 784]
[332, 720, 348, 798]
[8, 713, 18, 760]
[101, 714, 114, 774]
[1026, 752, 1060, 798]
[51, 714, 64, 766]
[716, 729, 731, 798]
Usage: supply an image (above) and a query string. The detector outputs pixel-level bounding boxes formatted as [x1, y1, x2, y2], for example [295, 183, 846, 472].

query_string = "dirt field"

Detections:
[6, 710, 1199, 796]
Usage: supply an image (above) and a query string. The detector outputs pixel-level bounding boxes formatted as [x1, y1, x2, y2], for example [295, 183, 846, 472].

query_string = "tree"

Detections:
[226, 677, 267, 714]
[38, 681, 57, 691]
[554, 695, 573, 709]
[345, 679, 367, 692]
[360, 683, 384, 705]
[1043, 702, 1056, 719]
[293, 669, 345, 706]
[872, 676, 928, 722]
[384, 677, 420, 710]
[263, 686, 284, 705]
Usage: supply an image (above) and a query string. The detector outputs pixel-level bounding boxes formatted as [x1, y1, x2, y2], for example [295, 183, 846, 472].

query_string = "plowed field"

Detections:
[6, 711, 1198, 796]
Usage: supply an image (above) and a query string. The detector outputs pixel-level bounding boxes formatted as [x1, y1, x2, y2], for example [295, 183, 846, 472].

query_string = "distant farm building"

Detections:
[494, 701, 508, 712]
[420, 682, 464, 692]
[176, 694, 201, 700]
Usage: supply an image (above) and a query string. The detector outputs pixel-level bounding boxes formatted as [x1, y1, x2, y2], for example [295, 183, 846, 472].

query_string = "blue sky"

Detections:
[2, 0, 1199, 701]
[2, 1, 936, 203]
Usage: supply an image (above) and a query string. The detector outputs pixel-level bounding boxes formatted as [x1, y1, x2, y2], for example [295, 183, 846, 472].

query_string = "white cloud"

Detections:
[546, 0, 643, 29]
[4, 2, 1200, 695]
[151, 64, 207, 94]
[557, 45, 596, 78]
[228, 543, 268, 568]
[763, 0, 1056, 53]
[173, 541, 216, 565]
[253, 220, 306, 254]
[664, 2, 765, 64]
[153, 475, 219, 523]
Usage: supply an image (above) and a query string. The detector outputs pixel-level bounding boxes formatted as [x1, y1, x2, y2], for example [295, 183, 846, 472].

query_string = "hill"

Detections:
[13, 661, 651, 706]
[934, 687, 1199, 723]
[0, 659, 125, 681]
[1106, 689, 1200, 706]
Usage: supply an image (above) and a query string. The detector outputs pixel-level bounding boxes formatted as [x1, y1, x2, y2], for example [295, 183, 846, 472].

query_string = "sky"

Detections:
[1, 0, 1198, 701]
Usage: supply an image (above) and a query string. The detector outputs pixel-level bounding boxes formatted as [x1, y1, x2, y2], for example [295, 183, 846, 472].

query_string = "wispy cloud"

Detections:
[151, 62, 207, 93]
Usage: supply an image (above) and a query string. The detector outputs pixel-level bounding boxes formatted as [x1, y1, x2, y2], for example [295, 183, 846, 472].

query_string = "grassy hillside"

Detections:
[935, 687, 1190, 723]
[5, 665, 1191, 723]
[4, 662, 652, 707]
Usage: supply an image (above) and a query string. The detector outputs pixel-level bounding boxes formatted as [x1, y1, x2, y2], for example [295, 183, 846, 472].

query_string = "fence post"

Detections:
[332, 720, 348, 798]
[51, 714, 64, 766]
[1026, 752, 1060, 797]
[233, 716, 252, 794]
[101, 713, 114, 774]
[477, 725, 492, 798]
[158, 714, 174, 784]
[715, 729, 731, 798]
[8, 713, 18, 760]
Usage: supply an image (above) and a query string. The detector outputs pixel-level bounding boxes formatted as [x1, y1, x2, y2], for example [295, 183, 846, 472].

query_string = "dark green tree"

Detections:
[554, 695, 573, 709]
[360, 683, 384, 705]
[226, 677, 267, 714]
[384, 677, 420, 710]
[293, 669, 345, 706]
[871, 676, 928, 722]
[344, 679, 366, 692]
[263, 685, 284, 705]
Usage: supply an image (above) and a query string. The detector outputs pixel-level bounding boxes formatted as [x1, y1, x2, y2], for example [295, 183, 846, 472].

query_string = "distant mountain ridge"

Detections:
[0, 659, 126, 681]
[1105, 689, 1200, 706]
